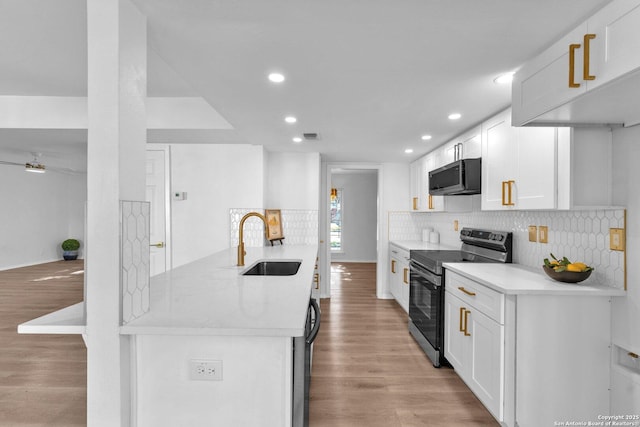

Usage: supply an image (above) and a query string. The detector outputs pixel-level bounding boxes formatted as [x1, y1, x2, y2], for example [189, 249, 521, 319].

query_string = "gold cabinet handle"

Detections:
[412, 197, 418, 210]
[314, 273, 320, 289]
[150, 242, 165, 248]
[506, 180, 515, 206]
[458, 286, 476, 296]
[569, 43, 582, 88]
[583, 33, 596, 81]
[403, 268, 409, 284]
[463, 309, 471, 336]
[428, 194, 434, 210]
[629, 352, 639, 359]
[459, 307, 465, 332]
[391, 259, 396, 274]
[501, 181, 514, 206]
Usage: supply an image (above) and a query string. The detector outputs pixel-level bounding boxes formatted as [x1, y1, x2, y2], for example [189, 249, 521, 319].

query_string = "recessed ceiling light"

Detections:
[292, 137, 303, 143]
[404, 148, 414, 154]
[285, 116, 297, 124]
[448, 113, 462, 120]
[494, 72, 514, 84]
[268, 73, 285, 83]
[421, 134, 432, 141]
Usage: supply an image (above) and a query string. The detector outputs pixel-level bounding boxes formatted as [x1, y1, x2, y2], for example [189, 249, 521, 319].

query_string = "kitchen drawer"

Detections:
[389, 244, 410, 262]
[445, 270, 504, 324]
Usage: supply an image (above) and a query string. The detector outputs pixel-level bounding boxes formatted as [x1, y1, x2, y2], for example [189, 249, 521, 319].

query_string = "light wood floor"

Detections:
[0, 261, 497, 426]
[0, 260, 86, 427]
[309, 262, 499, 427]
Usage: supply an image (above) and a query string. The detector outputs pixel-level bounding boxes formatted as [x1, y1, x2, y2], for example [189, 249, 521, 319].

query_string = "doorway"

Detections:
[325, 166, 380, 295]
[146, 148, 171, 276]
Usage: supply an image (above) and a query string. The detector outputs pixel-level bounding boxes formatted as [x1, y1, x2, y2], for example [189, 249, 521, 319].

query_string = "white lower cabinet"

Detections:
[445, 269, 614, 427]
[445, 280, 504, 421]
[389, 244, 410, 312]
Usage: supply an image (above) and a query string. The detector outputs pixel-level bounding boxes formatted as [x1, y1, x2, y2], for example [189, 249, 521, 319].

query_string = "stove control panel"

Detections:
[460, 228, 512, 253]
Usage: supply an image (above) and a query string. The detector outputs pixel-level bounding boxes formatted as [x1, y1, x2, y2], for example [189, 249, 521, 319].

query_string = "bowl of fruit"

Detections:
[543, 253, 593, 283]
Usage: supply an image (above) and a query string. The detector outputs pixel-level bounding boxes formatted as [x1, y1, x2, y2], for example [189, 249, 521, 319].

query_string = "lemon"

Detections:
[566, 263, 583, 272]
[572, 262, 588, 271]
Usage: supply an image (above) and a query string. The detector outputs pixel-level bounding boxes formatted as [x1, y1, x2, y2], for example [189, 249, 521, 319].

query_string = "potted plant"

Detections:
[61, 239, 80, 261]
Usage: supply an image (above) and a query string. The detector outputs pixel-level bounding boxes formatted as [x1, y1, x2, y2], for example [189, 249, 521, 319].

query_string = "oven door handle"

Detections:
[409, 262, 441, 287]
[306, 298, 321, 345]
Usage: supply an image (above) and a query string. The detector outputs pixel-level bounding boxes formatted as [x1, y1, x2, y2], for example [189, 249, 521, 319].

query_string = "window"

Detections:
[330, 188, 343, 252]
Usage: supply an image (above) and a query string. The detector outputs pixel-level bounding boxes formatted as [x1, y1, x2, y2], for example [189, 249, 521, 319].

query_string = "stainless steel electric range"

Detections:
[408, 228, 513, 367]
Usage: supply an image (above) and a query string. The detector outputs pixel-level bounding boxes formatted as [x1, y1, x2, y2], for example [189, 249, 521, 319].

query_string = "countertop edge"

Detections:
[120, 325, 305, 337]
[17, 302, 86, 335]
[443, 262, 626, 296]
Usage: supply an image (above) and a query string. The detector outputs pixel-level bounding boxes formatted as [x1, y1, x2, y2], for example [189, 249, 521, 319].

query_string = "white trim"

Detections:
[146, 145, 173, 273]
[323, 163, 382, 299]
[330, 187, 344, 253]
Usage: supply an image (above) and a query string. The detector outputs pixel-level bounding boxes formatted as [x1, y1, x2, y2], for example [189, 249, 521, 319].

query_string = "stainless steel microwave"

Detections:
[428, 158, 481, 195]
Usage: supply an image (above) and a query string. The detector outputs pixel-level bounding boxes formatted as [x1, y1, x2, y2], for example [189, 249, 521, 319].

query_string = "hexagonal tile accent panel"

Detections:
[120, 201, 151, 324]
[389, 208, 626, 289]
[229, 209, 319, 247]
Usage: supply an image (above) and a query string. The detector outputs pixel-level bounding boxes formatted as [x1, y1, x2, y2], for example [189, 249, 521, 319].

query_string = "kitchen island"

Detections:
[122, 244, 318, 427]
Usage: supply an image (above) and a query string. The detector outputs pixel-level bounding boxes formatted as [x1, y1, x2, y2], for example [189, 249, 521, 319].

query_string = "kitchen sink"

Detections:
[242, 260, 302, 276]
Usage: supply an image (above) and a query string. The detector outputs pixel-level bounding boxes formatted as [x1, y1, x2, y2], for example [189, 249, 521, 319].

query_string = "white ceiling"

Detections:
[0, 0, 612, 168]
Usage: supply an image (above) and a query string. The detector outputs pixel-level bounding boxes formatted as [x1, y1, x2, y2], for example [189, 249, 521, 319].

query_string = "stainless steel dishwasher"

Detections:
[292, 298, 321, 427]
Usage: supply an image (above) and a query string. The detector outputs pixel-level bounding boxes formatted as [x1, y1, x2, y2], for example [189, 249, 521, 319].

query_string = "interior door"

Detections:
[146, 149, 167, 276]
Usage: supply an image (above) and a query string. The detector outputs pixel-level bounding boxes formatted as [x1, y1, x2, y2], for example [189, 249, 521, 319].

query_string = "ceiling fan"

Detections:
[0, 152, 84, 175]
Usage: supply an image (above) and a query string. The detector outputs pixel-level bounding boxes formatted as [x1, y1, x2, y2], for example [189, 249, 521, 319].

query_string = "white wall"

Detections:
[377, 163, 410, 298]
[265, 152, 320, 210]
[135, 335, 292, 427]
[611, 125, 640, 353]
[169, 144, 265, 268]
[0, 154, 87, 270]
[330, 171, 377, 262]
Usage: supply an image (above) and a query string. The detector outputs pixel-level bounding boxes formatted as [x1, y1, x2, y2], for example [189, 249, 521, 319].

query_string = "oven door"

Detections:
[409, 262, 442, 351]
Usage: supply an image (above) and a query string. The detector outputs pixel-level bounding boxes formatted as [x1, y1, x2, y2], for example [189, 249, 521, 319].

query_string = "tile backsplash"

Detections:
[389, 207, 625, 289]
[120, 200, 151, 324]
[229, 208, 318, 247]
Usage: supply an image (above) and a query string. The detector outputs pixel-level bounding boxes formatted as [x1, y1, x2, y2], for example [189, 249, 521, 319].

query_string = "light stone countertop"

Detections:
[443, 262, 627, 296]
[120, 244, 318, 337]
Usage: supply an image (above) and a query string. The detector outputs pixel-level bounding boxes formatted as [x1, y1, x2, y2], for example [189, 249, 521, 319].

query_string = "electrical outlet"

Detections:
[610, 228, 625, 251]
[528, 225, 537, 242]
[453, 220, 459, 231]
[189, 359, 223, 381]
[539, 226, 548, 244]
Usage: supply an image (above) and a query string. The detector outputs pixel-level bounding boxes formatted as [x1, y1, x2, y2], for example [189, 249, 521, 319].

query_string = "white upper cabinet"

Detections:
[480, 111, 517, 210]
[481, 109, 557, 210]
[409, 160, 421, 211]
[482, 109, 614, 211]
[587, 0, 640, 91]
[512, 0, 640, 127]
[458, 126, 482, 160]
[410, 155, 431, 211]
[439, 140, 458, 166]
[437, 126, 481, 167]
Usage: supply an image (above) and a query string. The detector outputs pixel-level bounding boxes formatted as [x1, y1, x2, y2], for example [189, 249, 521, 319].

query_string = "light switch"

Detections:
[539, 226, 548, 244]
[173, 191, 187, 201]
[454, 220, 459, 231]
[528, 226, 537, 242]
